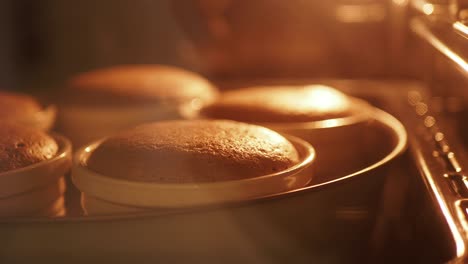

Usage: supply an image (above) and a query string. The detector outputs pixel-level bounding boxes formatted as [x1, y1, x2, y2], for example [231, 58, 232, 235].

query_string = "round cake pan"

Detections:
[72, 135, 315, 211]
[0, 107, 407, 263]
[186, 97, 375, 182]
[263, 99, 374, 183]
[0, 133, 71, 198]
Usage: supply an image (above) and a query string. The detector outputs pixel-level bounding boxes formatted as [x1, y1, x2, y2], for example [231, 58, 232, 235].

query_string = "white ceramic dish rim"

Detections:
[296, 107, 408, 189]
[0, 107, 406, 222]
[72, 135, 315, 201]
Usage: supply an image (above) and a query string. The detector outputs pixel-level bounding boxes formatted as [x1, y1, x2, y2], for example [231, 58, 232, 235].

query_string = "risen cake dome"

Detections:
[0, 124, 58, 173]
[87, 120, 300, 183]
[65, 65, 218, 106]
[201, 85, 360, 123]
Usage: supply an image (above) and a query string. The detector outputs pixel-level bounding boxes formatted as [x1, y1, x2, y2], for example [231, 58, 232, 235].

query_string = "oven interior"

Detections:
[1, 1, 468, 263]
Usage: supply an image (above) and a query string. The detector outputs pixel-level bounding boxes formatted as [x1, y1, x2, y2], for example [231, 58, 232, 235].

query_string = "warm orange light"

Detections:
[201, 85, 355, 123]
[412, 18, 468, 73]
[454, 21, 468, 40]
[415, 102, 428, 116]
[335, 4, 385, 23]
[392, 0, 409, 6]
[261, 128, 291, 146]
[419, 154, 466, 258]
[424, 116, 436, 128]
[301, 85, 350, 113]
[251, 85, 352, 121]
[422, 3, 434, 15]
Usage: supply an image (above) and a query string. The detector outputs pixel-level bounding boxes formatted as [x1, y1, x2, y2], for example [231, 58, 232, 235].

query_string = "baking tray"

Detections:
[0, 79, 453, 264]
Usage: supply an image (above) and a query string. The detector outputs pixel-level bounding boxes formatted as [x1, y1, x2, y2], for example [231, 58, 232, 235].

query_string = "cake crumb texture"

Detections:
[87, 120, 300, 183]
[201, 85, 355, 123]
[0, 124, 58, 173]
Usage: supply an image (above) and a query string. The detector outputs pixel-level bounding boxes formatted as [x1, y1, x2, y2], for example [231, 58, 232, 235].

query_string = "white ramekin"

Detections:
[0, 133, 72, 199]
[0, 177, 65, 217]
[189, 98, 374, 183]
[73, 135, 315, 215]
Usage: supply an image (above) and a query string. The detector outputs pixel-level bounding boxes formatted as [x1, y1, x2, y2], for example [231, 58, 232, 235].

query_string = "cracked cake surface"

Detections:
[0, 124, 58, 173]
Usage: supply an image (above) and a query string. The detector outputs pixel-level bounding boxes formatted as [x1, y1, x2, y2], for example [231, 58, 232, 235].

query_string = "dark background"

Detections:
[0, 0, 415, 94]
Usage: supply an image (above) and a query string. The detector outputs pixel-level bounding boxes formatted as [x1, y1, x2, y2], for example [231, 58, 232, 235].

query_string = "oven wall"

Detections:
[1, 0, 418, 94]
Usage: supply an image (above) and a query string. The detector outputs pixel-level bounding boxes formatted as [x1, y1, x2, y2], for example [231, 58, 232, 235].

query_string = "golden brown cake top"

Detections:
[65, 65, 218, 106]
[0, 91, 42, 121]
[87, 120, 300, 183]
[0, 124, 58, 173]
[201, 85, 357, 123]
